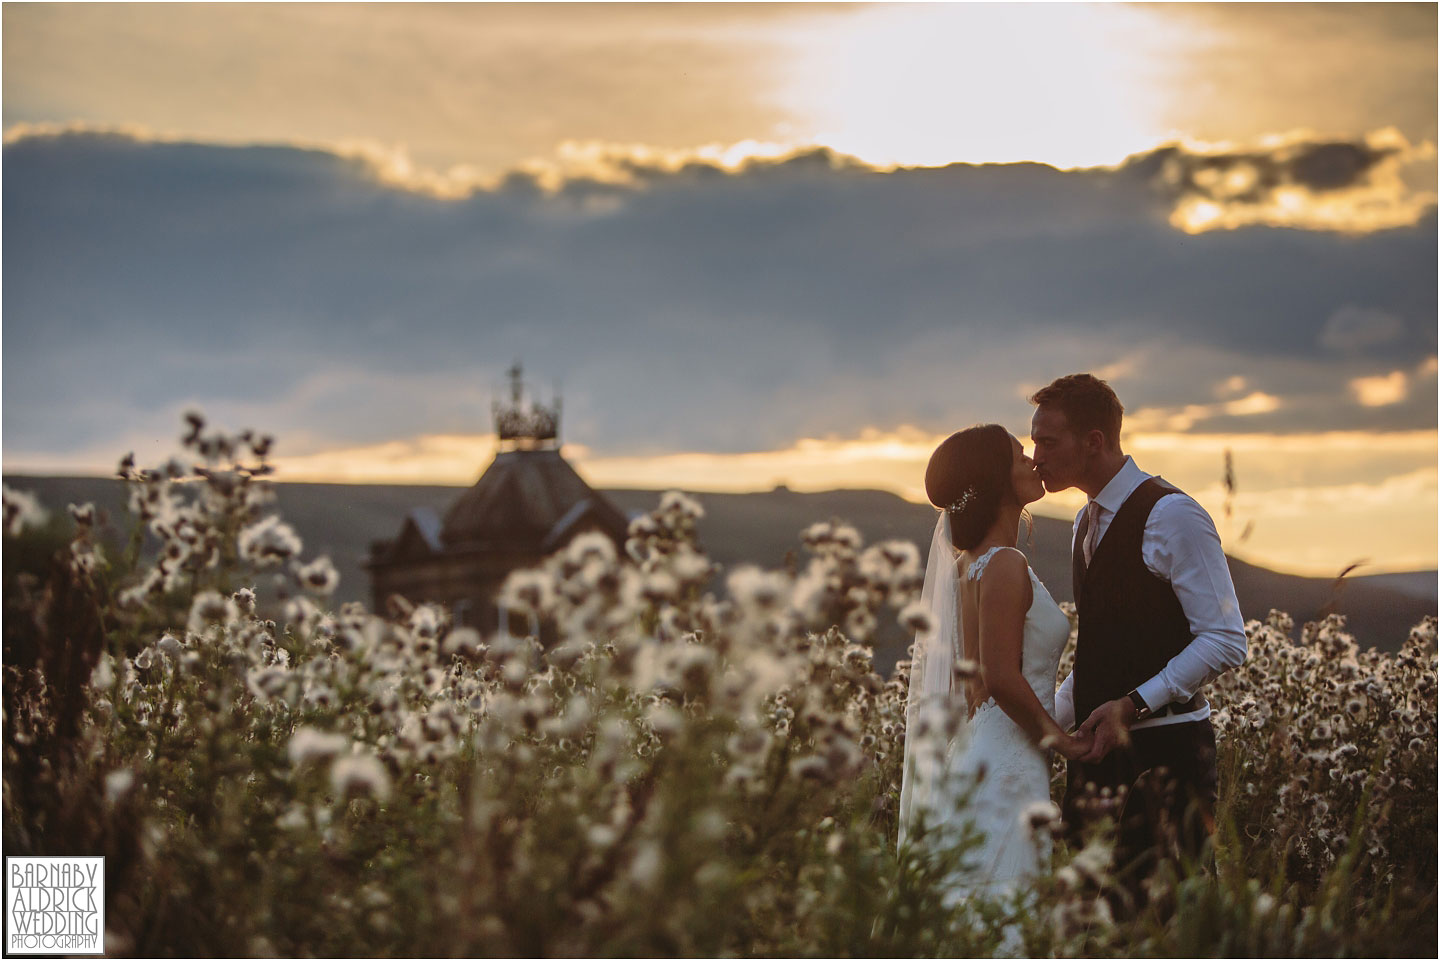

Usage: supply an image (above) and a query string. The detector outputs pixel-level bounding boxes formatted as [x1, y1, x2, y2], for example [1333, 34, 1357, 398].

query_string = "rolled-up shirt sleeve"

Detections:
[1054, 671, 1076, 731]
[1134, 494, 1248, 711]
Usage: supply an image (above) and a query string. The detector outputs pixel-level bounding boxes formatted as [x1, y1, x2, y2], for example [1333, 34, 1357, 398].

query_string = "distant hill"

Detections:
[603, 487, 1436, 658]
[6, 476, 1433, 666]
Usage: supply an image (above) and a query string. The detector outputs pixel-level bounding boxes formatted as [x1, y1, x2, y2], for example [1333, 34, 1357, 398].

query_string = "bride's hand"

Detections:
[1044, 730, 1094, 761]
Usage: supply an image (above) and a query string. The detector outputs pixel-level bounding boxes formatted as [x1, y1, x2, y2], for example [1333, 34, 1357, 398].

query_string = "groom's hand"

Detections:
[1075, 697, 1136, 762]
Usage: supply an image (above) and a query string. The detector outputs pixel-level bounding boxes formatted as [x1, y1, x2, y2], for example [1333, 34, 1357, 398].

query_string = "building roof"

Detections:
[439, 447, 629, 551]
[367, 508, 442, 567]
[404, 507, 444, 551]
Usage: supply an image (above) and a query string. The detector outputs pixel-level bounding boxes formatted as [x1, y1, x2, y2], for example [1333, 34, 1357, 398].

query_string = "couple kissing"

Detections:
[897, 372, 1248, 917]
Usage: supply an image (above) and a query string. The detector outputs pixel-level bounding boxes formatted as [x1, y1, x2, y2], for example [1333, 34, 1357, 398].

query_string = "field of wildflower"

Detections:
[3, 416, 1436, 957]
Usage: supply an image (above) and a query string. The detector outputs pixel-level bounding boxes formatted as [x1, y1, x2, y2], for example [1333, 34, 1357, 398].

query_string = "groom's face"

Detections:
[1030, 406, 1086, 493]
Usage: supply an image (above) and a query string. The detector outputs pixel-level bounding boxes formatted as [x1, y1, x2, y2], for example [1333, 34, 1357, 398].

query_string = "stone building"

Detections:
[366, 363, 630, 630]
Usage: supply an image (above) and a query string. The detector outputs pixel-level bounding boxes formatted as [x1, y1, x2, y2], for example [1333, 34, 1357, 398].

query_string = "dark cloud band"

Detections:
[2, 129, 1435, 464]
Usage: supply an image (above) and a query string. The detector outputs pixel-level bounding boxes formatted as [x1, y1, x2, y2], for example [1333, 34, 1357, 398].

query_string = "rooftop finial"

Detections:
[508, 360, 523, 405]
[493, 360, 561, 450]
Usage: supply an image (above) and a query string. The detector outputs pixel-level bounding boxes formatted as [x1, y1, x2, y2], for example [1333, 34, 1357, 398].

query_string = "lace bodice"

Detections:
[962, 544, 1013, 583]
[962, 546, 1071, 716]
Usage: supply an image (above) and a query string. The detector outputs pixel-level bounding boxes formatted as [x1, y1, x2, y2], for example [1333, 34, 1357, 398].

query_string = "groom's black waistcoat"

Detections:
[1072, 477, 1193, 725]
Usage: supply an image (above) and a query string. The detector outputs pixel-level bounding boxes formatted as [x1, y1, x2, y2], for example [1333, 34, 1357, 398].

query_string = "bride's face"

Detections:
[1009, 434, 1045, 505]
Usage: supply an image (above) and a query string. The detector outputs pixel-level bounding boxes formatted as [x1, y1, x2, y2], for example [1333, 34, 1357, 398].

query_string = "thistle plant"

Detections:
[1208, 610, 1437, 891]
[2, 415, 1434, 957]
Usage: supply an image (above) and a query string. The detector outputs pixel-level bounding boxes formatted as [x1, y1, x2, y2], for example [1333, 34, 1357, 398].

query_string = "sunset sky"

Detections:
[3, 2, 1436, 576]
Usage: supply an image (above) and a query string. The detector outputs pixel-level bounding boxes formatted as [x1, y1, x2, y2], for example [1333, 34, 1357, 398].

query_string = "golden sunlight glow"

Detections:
[578, 428, 940, 500]
[1222, 392, 1282, 417]
[544, 139, 800, 185]
[1125, 393, 1285, 433]
[266, 425, 1437, 576]
[270, 434, 499, 485]
[1125, 429, 1436, 455]
[771, 3, 1186, 169]
[592, 427, 1438, 576]
[1350, 371, 1410, 407]
[1167, 129, 1437, 234]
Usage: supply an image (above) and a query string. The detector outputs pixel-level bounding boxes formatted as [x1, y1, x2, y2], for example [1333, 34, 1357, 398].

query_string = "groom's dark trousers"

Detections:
[1062, 720, 1218, 878]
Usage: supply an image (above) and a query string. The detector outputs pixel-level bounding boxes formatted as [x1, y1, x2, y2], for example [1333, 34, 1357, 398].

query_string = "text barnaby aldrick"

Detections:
[7, 858, 103, 952]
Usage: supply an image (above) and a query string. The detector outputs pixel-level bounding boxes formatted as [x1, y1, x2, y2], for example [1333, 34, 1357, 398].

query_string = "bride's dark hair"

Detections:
[924, 424, 1021, 552]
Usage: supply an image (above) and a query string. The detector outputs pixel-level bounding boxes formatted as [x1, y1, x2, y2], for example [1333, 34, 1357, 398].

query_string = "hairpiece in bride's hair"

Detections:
[946, 486, 977, 514]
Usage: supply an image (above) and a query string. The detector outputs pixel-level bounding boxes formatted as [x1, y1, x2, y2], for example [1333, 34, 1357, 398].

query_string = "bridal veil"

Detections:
[897, 512, 970, 849]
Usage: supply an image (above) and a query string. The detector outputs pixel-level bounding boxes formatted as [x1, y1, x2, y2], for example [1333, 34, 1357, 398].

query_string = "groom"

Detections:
[1029, 373, 1247, 883]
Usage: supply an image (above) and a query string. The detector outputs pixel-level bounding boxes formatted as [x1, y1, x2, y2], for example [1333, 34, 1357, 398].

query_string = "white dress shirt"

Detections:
[1053, 456, 1247, 731]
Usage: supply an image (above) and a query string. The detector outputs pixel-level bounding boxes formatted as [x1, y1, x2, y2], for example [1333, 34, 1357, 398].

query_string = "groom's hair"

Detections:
[1029, 373, 1124, 450]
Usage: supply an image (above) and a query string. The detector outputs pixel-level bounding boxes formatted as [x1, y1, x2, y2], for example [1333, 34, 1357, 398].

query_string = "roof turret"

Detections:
[438, 447, 627, 550]
[493, 361, 561, 450]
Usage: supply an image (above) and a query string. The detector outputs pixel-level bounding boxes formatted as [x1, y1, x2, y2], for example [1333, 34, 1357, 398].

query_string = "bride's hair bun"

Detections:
[924, 424, 1014, 552]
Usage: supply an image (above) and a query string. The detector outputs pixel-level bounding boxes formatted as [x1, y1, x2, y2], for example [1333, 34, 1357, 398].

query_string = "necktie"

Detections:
[1083, 501, 1102, 568]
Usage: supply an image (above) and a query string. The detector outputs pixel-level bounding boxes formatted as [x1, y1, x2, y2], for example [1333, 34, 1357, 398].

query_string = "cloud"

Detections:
[1127, 391, 1281, 433]
[1214, 375, 1249, 398]
[1319, 305, 1407, 352]
[1125, 430, 1437, 574]
[8, 3, 1433, 179]
[1, 3, 807, 174]
[1217, 465, 1438, 574]
[1155, 4, 1437, 152]
[1350, 371, 1410, 407]
[269, 433, 500, 485]
[2, 129, 1435, 474]
[1133, 128, 1436, 234]
[11, 119, 1435, 229]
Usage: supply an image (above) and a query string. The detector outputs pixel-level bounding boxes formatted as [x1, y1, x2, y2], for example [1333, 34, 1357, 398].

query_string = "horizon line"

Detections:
[4, 467, 1433, 582]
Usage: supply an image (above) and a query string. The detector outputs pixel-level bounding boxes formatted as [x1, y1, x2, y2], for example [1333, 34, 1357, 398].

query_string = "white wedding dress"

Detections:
[899, 518, 1071, 907]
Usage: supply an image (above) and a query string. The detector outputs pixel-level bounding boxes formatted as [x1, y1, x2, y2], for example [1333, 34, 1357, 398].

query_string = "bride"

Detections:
[898, 424, 1091, 904]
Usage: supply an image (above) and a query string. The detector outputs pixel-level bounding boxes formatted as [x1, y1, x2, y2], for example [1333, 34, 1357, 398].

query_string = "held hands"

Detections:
[1074, 696, 1136, 763]
[1041, 729, 1095, 761]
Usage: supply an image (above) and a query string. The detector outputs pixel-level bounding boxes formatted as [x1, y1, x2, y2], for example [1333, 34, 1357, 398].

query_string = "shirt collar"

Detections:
[1090, 456, 1150, 514]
